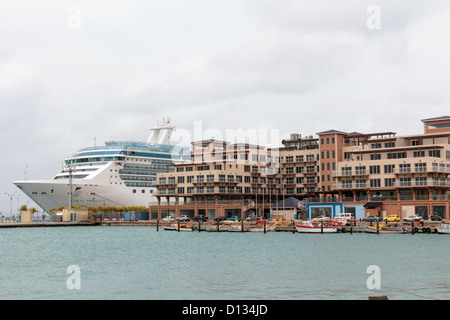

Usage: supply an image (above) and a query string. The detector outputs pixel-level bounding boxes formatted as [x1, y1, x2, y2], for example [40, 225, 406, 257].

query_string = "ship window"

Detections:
[133, 189, 136, 193]
[142, 190, 145, 193]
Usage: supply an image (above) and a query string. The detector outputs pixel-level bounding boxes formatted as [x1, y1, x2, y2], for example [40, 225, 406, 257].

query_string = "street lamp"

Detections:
[4, 192, 18, 220]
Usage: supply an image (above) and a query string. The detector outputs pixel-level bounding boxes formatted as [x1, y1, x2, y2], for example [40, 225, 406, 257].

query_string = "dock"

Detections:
[0, 219, 445, 234]
[0, 221, 100, 228]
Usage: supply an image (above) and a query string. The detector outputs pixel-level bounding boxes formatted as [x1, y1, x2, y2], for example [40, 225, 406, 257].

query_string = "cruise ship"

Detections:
[14, 119, 189, 213]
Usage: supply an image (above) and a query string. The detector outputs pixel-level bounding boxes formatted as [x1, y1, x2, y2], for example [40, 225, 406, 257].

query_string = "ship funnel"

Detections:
[157, 127, 174, 145]
[147, 118, 174, 145]
[146, 128, 161, 144]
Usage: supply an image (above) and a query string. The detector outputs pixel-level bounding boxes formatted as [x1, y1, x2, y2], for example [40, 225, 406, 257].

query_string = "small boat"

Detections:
[248, 226, 275, 232]
[205, 225, 230, 232]
[365, 225, 406, 234]
[229, 225, 247, 232]
[295, 220, 339, 233]
[331, 213, 356, 227]
[437, 223, 450, 234]
[163, 224, 193, 231]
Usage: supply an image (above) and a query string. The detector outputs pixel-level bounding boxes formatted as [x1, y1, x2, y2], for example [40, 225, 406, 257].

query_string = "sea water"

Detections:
[0, 226, 449, 300]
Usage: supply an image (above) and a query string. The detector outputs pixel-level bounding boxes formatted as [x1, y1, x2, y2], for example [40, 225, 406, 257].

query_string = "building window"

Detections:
[428, 122, 450, 129]
[399, 164, 411, 173]
[370, 154, 381, 160]
[415, 177, 427, 186]
[388, 152, 406, 159]
[415, 163, 426, 172]
[429, 150, 441, 158]
[369, 165, 380, 174]
[370, 179, 381, 188]
[384, 178, 395, 187]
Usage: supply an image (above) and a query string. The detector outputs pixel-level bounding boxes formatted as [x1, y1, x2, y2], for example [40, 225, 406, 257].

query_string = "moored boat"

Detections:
[248, 226, 275, 232]
[295, 220, 339, 233]
[365, 225, 406, 234]
[163, 224, 193, 231]
[437, 223, 450, 234]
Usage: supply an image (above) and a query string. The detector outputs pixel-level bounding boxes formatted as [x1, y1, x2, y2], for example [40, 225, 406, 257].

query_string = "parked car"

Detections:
[403, 215, 421, 222]
[176, 215, 190, 222]
[213, 216, 226, 222]
[227, 216, 240, 221]
[363, 215, 380, 222]
[383, 215, 400, 222]
[162, 216, 175, 222]
[428, 215, 442, 221]
[192, 215, 208, 222]
[246, 215, 261, 221]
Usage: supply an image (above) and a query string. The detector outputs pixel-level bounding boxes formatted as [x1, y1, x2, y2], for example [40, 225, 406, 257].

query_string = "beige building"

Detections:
[61, 208, 90, 222]
[20, 210, 33, 223]
[151, 116, 450, 221]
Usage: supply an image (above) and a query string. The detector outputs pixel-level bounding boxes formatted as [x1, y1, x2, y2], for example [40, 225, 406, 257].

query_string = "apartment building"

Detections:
[150, 116, 450, 221]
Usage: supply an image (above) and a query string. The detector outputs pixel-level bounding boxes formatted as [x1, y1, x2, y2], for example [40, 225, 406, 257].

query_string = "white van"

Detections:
[333, 213, 355, 225]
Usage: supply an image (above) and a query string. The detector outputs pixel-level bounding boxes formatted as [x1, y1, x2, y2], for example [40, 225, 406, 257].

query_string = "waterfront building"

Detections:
[150, 116, 450, 221]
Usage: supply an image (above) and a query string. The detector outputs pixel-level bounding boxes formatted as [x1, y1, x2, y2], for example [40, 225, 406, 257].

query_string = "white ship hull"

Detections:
[14, 179, 156, 213]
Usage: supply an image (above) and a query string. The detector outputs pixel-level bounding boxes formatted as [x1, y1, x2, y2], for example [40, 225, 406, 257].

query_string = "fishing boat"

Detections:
[365, 225, 406, 234]
[437, 223, 450, 234]
[295, 220, 339, 233]
[332, 213, 356, 226]
[228, 225, 247, 232]
[163, 224, 193, 231]
[248, 226, 275, 232]
[205, 225, 230, 232]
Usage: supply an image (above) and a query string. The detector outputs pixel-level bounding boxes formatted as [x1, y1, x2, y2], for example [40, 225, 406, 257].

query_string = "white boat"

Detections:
[229, 225, 247, 232]
[295, 220, 339, 233]
[332, 213, 356, 226]
[163, 224, 193, 232]
[248, 226, 275, 232]
[365, 225, 406, 234]
[437, 223, 450, 234]
[14, 118, 189, 213]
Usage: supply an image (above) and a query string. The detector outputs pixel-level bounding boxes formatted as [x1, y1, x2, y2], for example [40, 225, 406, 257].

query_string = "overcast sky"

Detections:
[1, 0, 450, 216]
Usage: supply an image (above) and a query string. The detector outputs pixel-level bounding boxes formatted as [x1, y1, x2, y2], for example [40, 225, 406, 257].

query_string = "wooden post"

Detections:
[411, 221, 414, 235]
[156, 219, 159, 231]
[264, 219, 266, 234]
[321, 220, 323, 234]
[177, 222, 180, 232]
[198, 220, 201, 232]
[241, 219, 244, 232]
[292, 221, 296, 234]
[217, 218, 219, 232]
[376, 220, 379, 235]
